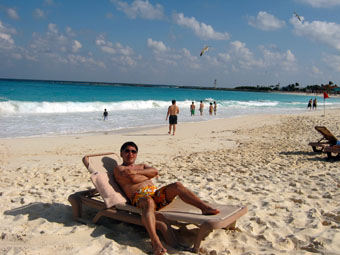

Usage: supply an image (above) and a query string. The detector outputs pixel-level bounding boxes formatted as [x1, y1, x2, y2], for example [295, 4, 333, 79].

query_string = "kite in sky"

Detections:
[294, 11, 301, 22]
[200, 46, 210, 56]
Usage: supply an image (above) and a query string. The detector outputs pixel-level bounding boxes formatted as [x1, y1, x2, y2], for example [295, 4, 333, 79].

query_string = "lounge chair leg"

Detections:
[312, 146, 323, 152]
[93, 210, 106, 223]
[192, 223, 213, 253]
[68, 193, 82, 220]
[327, 152, 340, 160]
[223, 221, 236, 230]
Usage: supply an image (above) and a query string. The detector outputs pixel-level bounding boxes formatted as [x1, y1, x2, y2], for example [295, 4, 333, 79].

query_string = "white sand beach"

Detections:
[1, 109, 340, 255]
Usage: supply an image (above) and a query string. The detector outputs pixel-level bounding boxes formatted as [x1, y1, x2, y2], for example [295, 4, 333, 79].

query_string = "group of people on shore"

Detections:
[307, 98, 317, 110]
[166, 100, 218, 136]
[190, 101, 217, 116]
[102, 100, 217, 137]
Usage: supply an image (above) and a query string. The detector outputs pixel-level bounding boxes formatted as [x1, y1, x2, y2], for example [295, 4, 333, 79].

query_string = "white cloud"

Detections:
[290, 16, 340, 50]
[72, 40, 82, 53]
[146, 39, 202, 68]
[229, 41, 260, 69]
[312, 65, 322, 74]
[322, 54, 340, 71]
[218, 53, 231, 63]
[66, 27, 75, 37]
[147, 38, 168, 53]
[173, 13, 230, 40]
[7, 8, 19, 20]
[96, 35, 140, 67]
[101, 46, 116, 54]
[29, 23, 104, 68]
[0, 21, 16, 49]
[48, 23, 58, 34]
[261, 47, 297, 71]
[298, 0, 340, 7]
[44, 0, 55, 5]
[146, 38, 180, 66]
[33, 9, 45, 19]
[67, 54, 105, 68]
[111, 0, 164, 20]
[0, 33, 15, 49]
[248, 11, 285, 31]
[216, 42, 297, 73]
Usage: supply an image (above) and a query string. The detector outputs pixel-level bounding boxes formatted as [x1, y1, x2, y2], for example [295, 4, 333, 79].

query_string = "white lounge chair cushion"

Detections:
[91, 171, 128, 208]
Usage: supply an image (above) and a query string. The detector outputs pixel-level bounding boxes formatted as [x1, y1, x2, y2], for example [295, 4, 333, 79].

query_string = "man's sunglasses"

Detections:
[124, 149, 137, 154]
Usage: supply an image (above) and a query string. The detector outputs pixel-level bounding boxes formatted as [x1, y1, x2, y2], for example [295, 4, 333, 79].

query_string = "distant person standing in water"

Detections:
[199, 101, 204, 115]
[213, 101, 217, 115]
[313, 98, 317, 110]
[190, 102, 195, 116]
[307, 99, 312, 110]
[103, 109, 108, 120]
[209, 102, 213, 115]
[166, 100, 179, 135]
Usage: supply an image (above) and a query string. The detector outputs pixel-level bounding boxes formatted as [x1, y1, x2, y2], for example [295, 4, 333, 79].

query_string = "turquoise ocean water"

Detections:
[1, 79, 340, 138]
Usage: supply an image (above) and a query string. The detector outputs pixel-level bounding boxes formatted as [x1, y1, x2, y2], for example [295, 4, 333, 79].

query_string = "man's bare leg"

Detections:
[139, 197, 167, 255]
[172, 125, 176, 136]
[164, 182, 219, 215]
[168, 124, 171, 135]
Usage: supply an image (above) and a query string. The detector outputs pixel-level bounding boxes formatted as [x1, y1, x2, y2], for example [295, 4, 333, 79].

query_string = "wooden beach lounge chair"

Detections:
[323, 145, 340, 159]
[68, 152, 247, 253]
[308, 126, 338, 152]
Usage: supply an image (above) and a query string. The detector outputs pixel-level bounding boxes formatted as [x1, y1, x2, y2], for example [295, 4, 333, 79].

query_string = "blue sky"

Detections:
[1, 0, 340, 88]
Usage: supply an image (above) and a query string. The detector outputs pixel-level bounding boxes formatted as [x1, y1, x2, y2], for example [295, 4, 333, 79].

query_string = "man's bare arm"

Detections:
[139, 164, 158, 178]
[116, 165, 158, 184]
[166, 107, 170, 120]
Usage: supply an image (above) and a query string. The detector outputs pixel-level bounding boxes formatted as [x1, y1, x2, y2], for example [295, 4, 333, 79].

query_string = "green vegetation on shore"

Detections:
[235, 81, 339, 94]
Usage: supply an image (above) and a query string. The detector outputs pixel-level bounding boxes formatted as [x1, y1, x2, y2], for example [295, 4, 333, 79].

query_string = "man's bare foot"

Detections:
[202, 207, 220, 215]
[152, 243, 167, 255]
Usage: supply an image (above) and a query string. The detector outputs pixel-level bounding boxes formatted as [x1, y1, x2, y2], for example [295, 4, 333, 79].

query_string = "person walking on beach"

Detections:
[199, 101, 204, 115]
[190, 102, 195, 116]
[114, 141, 220, 255]
[209, 102, 213, 115]
[103, 109, 108, 120]
[307, 99, 312, 110]
[166, 100, 179, 135]
[313, 98, 317, 110]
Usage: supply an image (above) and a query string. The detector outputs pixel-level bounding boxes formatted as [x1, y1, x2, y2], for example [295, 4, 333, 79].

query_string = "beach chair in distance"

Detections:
[68, 152, 248, 253]
[308, 126, 338, 152]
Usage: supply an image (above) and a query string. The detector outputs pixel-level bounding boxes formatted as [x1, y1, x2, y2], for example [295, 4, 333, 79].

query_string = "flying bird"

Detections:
[294, 11, 301, 22]
[200, 46, 210, 56]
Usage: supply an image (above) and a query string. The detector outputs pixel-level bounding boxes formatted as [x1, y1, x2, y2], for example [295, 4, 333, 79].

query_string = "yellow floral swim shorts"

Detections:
[132, 185, 171, 210]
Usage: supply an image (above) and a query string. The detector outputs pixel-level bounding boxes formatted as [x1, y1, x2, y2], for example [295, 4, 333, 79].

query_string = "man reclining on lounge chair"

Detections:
[114, 141, 220, 255]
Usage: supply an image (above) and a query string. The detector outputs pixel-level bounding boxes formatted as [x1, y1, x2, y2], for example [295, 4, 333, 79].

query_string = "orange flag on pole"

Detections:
[323, 92, 329, 116]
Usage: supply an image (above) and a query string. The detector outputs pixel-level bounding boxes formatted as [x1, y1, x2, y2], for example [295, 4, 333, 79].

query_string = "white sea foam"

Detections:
[0, 99, 302, 114]
[1, 99, 339, 138]
[0, 100, 171, 114]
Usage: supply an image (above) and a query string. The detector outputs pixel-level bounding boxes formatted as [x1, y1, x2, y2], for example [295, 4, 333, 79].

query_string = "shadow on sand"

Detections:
[123, 133, 169, 137]
[279, 150, 340, 162]
[3, 202, 169, 254]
